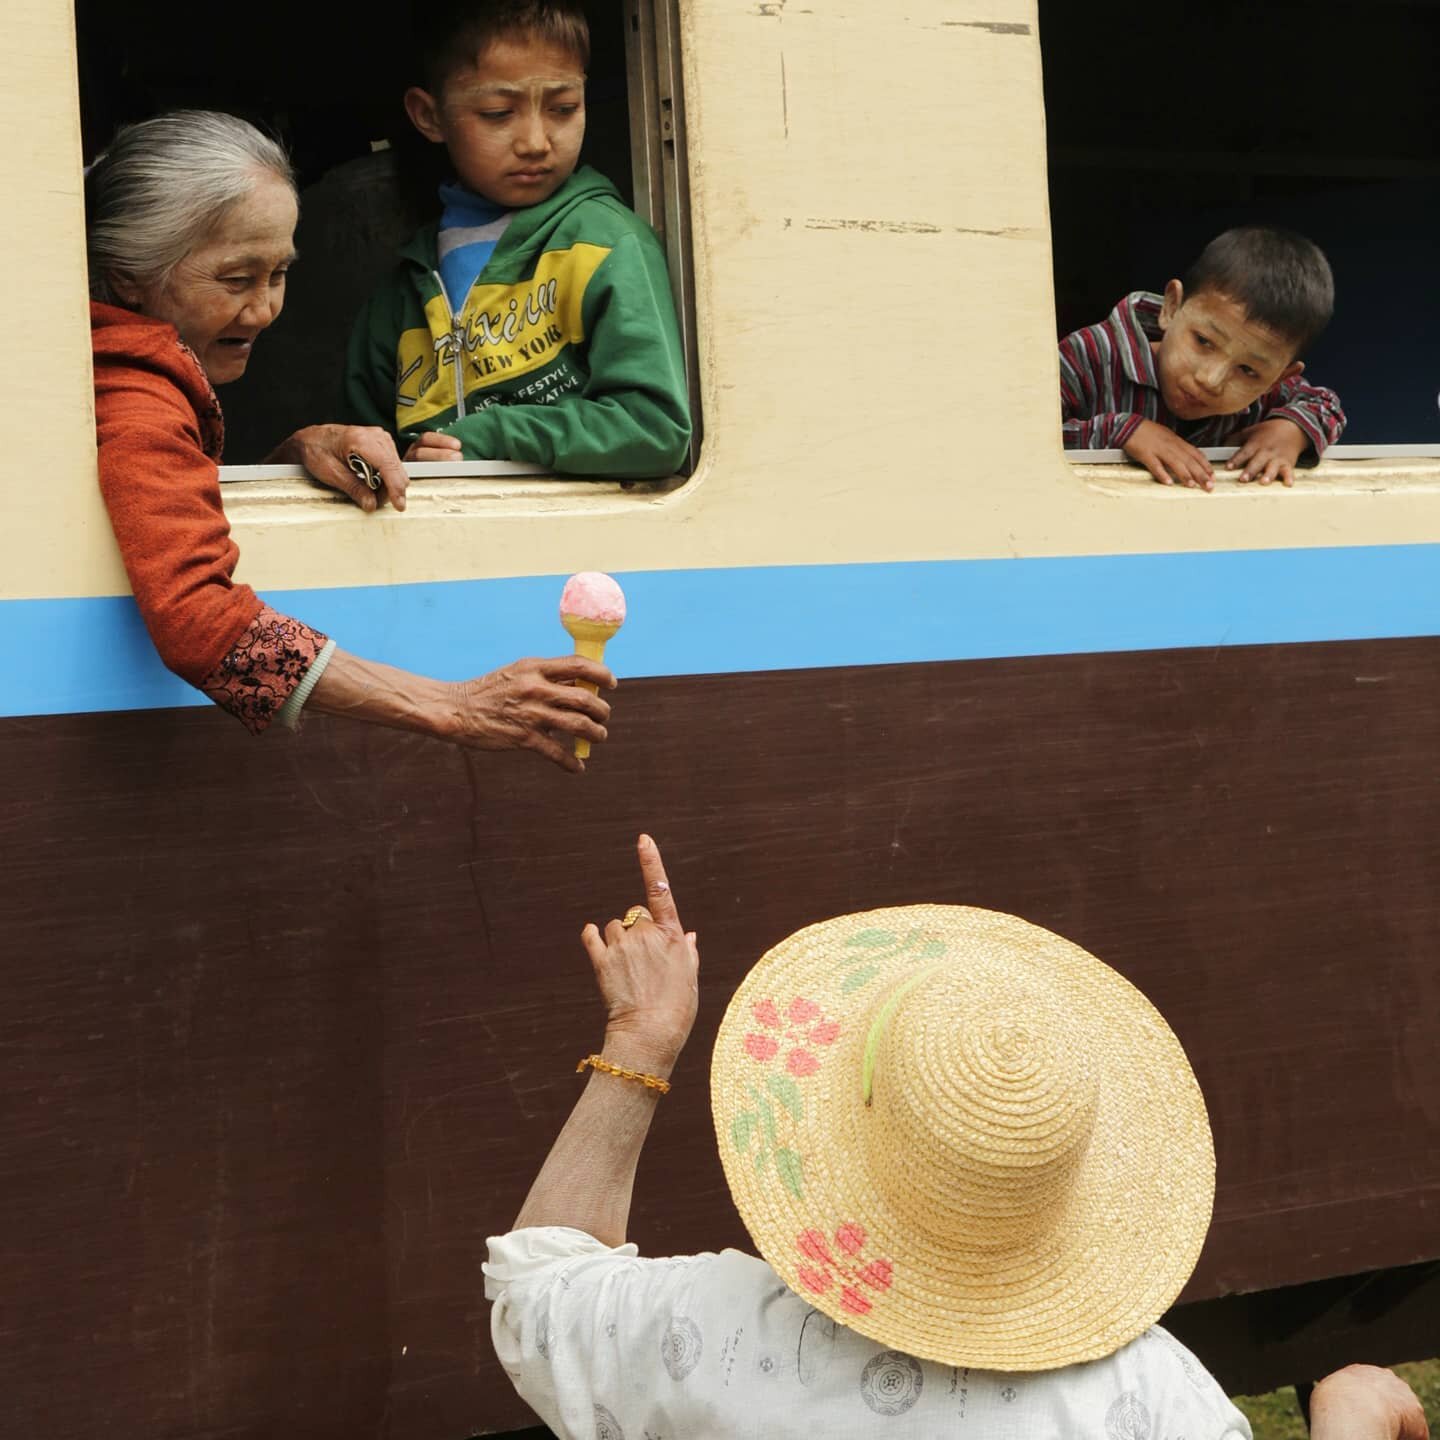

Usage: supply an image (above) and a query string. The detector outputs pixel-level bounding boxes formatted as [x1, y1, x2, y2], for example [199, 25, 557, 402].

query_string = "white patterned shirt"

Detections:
[484, 1227, 1254, 1439]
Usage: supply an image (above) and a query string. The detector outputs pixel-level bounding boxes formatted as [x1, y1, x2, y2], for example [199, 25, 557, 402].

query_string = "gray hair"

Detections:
[86, 110, 296, 304]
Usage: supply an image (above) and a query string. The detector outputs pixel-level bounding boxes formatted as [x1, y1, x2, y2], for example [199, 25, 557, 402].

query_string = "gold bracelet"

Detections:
[577, 1053, 671, 1094]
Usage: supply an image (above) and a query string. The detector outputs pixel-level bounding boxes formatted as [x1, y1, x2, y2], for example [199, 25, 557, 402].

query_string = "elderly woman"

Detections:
[484, 837, 1431, 1439]
[88, 110, 610, 760]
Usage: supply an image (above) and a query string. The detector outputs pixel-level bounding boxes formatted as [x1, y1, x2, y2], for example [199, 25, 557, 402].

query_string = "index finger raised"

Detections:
[635, 833, 681, 932]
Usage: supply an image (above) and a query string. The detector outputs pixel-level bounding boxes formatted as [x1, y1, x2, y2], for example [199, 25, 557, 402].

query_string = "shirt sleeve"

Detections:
[341, 282, 403, 436]
[485, 1226, 635, 1399]
[199, 610, 332, 735]
[1058, 329, 1144, 450]
[1128, 1327, 1255, 1440]
[1256, 374, 1347, 457]
[441, 231, 692, 478]
[95, 353, 328, 732]
[274, 635, 337, 730]
[486, 1227, 773, 1440]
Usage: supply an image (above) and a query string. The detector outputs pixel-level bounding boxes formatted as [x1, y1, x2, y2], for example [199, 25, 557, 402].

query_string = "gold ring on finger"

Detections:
[621, 905, 653, 928]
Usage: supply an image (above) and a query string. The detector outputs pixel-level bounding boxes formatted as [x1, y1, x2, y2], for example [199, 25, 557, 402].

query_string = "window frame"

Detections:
[207, 0, 700, 492]
[625, 0, 702, 476]
[1038, 0, 1440, 466]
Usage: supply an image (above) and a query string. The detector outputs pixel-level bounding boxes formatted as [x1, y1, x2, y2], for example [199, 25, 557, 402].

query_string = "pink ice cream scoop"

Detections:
[559, 572, 626, 759]
[560, 571, 627, 630]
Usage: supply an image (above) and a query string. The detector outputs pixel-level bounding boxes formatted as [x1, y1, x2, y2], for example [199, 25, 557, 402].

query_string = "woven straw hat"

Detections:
[711, 905, 1214, 1371]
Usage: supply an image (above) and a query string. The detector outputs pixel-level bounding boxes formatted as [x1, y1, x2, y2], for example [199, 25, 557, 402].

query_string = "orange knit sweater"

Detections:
[91, 302, 326, 732]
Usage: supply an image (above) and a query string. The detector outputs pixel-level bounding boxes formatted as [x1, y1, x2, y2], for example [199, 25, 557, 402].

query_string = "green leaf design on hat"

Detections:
[846, 929, 899, 948]
[837, 927, 949, 993]
[775, 1147, 804, 1197]
[767, 1073, 803, 1123]
[757, 1095, 778, 1146]
[731, 1111, 756, 1154]
[731, 1083, 806, 1198]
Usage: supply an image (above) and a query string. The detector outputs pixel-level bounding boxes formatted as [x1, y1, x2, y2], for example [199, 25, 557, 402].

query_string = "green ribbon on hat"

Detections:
[862, 964, 946, 1105]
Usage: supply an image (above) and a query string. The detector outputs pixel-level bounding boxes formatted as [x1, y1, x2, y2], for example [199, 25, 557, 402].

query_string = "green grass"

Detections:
[1234, 1359, 1440, 1438]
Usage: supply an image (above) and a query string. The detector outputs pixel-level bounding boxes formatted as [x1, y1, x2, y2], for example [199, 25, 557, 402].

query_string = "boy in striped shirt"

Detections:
[1059, 227, 1345, 490]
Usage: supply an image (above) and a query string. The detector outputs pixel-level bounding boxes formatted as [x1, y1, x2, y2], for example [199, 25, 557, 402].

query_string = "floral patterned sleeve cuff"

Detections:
[275, 637, 337, 731]
[198, 604, 331, 735]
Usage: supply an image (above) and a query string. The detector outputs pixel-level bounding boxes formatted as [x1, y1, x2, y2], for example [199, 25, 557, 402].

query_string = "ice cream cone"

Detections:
[560, 615, 620, 759]
[558, 572, 627, 760]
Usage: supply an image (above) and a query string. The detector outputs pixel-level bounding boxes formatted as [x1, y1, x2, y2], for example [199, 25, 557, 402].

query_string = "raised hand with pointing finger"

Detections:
[581, 835, 700, 1078]
[512, 834, 699, 1246]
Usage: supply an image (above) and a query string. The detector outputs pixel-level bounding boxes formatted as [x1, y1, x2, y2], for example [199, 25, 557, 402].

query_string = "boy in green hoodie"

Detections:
[343, 0, 691, 477]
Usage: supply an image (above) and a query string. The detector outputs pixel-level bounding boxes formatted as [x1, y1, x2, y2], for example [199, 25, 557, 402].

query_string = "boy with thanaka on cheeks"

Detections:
[1060, 227, 1345, 490]
[344, 0, 691, 477]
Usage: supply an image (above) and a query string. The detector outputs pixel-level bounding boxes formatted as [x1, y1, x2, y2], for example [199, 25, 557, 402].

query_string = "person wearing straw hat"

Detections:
[484, 836, 1430, 1440]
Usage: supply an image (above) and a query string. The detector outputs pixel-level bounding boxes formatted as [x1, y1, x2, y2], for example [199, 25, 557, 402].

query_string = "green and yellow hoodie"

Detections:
[343, 166, 691, 478]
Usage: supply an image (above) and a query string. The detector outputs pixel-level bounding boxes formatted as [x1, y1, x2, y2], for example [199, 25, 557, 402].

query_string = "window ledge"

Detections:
[217, 467, 684, 523]
[1075, 452, 1440, 498]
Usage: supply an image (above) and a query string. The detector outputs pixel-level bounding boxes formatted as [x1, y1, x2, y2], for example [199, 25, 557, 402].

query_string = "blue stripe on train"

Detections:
[3, 546, 1437, 717]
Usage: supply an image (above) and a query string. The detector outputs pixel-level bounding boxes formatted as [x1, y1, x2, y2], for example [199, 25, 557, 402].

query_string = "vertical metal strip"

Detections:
[622, 0, 703, 475]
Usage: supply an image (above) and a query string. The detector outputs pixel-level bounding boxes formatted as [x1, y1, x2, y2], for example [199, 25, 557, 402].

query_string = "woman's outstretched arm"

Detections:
[304, 649, 614, 774]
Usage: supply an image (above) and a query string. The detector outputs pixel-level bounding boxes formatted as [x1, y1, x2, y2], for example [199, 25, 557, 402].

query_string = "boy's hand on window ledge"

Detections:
[1123, 419, 1216, 491]
[1226, 419, 1308, 488]
[404, 431, 466, 464]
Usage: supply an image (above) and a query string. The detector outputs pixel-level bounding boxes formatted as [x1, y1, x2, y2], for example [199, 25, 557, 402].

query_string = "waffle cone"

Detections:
[560, 619, 616, 760]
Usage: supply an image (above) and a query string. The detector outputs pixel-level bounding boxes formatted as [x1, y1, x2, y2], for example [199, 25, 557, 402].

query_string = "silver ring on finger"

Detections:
[346, 452, 382, 492]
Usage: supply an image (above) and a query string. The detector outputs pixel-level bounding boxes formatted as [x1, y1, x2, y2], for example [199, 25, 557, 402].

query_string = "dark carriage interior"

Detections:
[1041, 0, 1440, 445]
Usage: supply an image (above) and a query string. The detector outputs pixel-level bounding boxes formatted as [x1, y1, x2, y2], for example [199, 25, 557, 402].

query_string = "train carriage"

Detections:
[2, 0, 1438, 1435]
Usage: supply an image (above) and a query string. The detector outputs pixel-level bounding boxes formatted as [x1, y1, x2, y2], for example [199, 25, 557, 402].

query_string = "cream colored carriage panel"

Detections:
[5, 0, 1440, 603]
[0, 0, 128, 599]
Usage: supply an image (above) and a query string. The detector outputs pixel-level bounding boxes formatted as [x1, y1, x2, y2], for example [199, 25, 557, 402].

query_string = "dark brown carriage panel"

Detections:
[2, 636, 1438, 1437]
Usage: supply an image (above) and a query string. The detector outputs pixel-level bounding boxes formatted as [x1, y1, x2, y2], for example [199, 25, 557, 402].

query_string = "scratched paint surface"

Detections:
[3, 641, 1438, 1435]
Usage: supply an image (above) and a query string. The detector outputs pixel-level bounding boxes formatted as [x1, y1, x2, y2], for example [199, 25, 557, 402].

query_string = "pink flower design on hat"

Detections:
[794, 1222, 894, 1317]
[742, 995, 841, 1077]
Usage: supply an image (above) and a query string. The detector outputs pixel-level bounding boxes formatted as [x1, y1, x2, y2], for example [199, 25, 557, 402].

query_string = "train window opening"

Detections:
[76, 0, 700, 481]
[1040, 0, 1440, 467]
